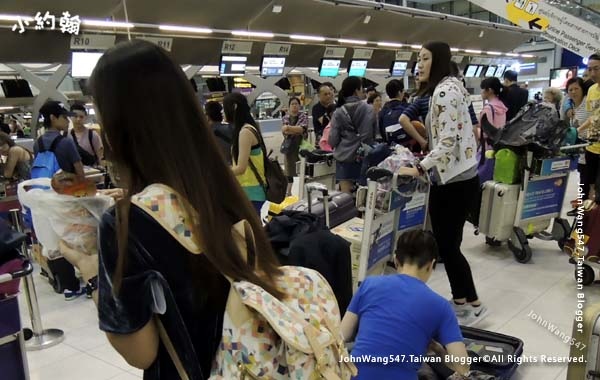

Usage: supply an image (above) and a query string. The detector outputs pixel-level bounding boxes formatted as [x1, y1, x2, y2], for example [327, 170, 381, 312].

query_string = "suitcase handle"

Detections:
[305, 183, 330, 228]
[0, 258, 33, 284]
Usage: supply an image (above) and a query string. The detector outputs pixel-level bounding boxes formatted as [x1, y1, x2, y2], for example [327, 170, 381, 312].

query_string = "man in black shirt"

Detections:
[312, 83, 335, 140]
[503, 70, 529, 121]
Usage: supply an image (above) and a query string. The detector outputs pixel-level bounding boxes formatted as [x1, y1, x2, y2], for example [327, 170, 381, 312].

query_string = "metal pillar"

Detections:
[9, 209, 64, 351]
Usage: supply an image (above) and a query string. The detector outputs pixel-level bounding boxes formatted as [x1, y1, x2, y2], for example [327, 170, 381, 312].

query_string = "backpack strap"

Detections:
[244, 126, 268, 192]
[71, 129, 98, 162]
[39, 134, 64, 153]
[88, 129, 97, 160]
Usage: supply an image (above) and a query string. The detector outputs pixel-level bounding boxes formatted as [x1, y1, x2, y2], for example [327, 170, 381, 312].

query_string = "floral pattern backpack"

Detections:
[209, 220, 357, 380]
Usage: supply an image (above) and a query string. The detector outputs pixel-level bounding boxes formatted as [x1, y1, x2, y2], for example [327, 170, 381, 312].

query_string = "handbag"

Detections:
[280, 134, 303, 155]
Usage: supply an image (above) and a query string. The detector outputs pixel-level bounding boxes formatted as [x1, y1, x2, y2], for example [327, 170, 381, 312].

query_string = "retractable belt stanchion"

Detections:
[9, 209, 64, 351]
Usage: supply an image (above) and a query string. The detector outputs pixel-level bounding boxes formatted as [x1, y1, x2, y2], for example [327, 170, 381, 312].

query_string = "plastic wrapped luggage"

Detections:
[478, 181, 520, 242]
[567, 303, 600, 379]
[284, 187, 358, 229]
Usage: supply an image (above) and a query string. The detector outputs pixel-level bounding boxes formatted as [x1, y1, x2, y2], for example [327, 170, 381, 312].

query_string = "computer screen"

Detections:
[348, 60, 368, 77]
[260, 56, 286, 77]
[475, 66, 485, 78]
[71, 52, 103, 78]
[464, 65, 479, 78]
[390, 61, 408, 77]
[319, 59, 341, 77]
[220, 55, 248, 77]
[494, 64, 506, 78]
[485, 66, 497, 77]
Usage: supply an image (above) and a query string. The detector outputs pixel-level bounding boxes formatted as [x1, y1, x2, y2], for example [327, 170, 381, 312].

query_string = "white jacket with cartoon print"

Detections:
[420, 76, 478, 184]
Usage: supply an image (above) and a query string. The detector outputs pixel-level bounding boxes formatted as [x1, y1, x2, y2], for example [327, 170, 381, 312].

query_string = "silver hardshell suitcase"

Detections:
[478, 181, 520, 242]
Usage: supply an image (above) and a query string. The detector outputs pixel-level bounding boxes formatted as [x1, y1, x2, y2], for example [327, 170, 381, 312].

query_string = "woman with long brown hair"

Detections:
[59, 40, 282, 379]
[0, 132, 32, 180]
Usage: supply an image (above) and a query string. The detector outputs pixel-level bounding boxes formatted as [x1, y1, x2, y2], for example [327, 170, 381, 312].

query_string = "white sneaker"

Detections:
[458, 304, 489, 327]
[449, 299, 470, 319]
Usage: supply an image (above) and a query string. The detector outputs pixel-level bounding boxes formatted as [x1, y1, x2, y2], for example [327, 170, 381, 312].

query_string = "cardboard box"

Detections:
[331, 217, 389, 288]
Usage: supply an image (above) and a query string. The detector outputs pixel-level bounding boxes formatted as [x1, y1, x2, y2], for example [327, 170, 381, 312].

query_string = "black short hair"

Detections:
[504, 70, 518, 82]
[289, 97, 301, 106]
[566, 77, 589, 96]
[366, 86, 376, 93]
[395, 230, 438, 269]
[70, 103, 87, 114]
[588, 53, 600, 62]
[325, 103, 337, 116]
[204, 101, 223, 123]
[367, 92, 381, 104]
[385, 79, 405, 99]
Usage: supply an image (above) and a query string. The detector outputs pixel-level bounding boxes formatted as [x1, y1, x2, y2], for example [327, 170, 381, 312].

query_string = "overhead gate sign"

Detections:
[469, 0, 600, 57]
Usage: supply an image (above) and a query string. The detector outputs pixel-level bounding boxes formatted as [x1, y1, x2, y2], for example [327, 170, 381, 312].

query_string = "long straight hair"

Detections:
[418, 41, 452, 97]
[90, 40, 282, 297]
[223, 92, 263, 163]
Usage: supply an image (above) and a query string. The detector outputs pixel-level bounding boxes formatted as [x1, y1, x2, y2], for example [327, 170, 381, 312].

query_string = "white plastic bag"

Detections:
[18, 178, 114, 257]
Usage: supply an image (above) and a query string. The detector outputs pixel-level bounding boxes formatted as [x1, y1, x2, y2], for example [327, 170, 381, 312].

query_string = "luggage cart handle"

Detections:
[299, 149, 334, 164]
[0, 258, 33, 284]
[366, 167, 393, 181]
[559, 143, 590, 151]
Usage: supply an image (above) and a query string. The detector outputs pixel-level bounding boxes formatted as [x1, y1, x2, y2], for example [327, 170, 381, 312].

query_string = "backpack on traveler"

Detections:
[30, 135, 64, 179]
[70, 129, 97, 166]
[379, 100, 407, 131]
[155, 216, 357, 379]
[247, 127, 287, 204]
[209, 220, 357, 379]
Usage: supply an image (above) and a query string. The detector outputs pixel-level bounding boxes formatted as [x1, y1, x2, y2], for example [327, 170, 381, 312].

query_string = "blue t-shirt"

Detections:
[348, 274, 463, 380]
[34, 130, 81, 174]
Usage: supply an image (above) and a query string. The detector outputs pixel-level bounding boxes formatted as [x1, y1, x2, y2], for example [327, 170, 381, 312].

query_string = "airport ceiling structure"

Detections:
[0, 0, 540, 67]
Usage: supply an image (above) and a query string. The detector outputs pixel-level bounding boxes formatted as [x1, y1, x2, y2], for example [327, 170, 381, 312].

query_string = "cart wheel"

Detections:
[51, 276, 64, 294]
[485, 236, 502, 247]
[509, 228, 532, 263]
[576, 265, 595, 286]
[509, 241, 532, 263]
[555, 218, 571, 250]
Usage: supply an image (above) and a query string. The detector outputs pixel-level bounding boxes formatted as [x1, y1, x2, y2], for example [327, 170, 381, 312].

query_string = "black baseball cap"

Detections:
[39, 101, 75, 120]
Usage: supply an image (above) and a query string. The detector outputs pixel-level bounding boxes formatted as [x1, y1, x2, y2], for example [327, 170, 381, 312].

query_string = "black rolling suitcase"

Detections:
[423, 327, 524, 380]
[284, 184, 358, 229]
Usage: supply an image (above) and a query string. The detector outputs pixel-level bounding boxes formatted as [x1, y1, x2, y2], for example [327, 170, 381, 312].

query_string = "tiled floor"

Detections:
[13, 173, 599, 379]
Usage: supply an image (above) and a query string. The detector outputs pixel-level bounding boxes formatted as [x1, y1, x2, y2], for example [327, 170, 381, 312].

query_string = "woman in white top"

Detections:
[399, 41, 486, 327]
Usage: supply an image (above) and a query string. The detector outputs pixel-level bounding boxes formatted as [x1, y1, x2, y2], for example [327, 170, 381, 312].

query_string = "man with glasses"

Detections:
[578, 54, 600, 202]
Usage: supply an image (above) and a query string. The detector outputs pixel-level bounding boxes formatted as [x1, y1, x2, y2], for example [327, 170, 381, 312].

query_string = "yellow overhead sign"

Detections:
[506, 0, 549, 31]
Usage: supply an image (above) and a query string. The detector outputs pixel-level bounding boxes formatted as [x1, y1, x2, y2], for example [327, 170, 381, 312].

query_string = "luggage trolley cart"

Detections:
[496, 145, 586, 263]
[296, 149, 336, 199]
[0, 257, 33, 380]
[352, 167, 430, 289]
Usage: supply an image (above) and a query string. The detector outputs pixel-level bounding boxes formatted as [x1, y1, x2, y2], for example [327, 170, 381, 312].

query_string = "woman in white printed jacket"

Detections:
[399, 41, 487, 327]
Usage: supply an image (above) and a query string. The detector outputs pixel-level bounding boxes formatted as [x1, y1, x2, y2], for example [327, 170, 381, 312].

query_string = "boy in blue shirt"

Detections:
[341, 230, 470, 379]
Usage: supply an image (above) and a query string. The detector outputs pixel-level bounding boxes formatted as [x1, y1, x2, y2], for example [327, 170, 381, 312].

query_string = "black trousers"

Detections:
[429, 175, 480, 302]
[47, 257, 80, 292]
[585, 151, 600, 202]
